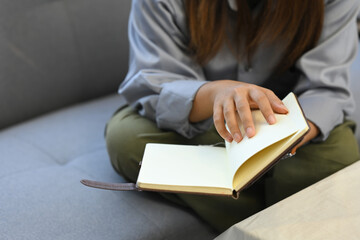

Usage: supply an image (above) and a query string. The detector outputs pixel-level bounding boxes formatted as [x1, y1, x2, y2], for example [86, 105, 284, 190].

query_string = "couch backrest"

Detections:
[0, 0, 131, 130]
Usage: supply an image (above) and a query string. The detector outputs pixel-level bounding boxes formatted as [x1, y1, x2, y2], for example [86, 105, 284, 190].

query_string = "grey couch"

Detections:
[0, 1, 359, 239]
[0, 1, 216, 239]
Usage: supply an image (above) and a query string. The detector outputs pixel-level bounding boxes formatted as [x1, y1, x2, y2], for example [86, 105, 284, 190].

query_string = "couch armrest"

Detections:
[216, 161, 360, 240]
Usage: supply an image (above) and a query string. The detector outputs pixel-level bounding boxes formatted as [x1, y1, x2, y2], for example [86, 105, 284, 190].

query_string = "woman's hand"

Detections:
[189, 80, 288, 142]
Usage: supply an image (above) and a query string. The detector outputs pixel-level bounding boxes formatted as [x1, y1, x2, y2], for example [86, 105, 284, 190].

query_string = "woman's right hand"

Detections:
[189, 80, 288, 143]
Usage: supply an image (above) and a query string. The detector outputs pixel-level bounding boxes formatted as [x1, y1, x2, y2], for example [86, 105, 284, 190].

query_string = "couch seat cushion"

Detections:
[0, 94, 216, 240]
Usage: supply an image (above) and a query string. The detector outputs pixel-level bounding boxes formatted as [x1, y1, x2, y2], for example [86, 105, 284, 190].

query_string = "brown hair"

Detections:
[185, 0, 324, 74]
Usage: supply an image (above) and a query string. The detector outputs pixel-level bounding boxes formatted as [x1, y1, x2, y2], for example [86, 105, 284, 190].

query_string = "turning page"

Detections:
[228, 92, 309, 191]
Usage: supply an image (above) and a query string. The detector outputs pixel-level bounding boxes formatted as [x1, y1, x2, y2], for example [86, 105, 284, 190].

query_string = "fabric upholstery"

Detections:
[0, 94, 216, 239]
[215, 161, 360, 240]
[0, 0, 131, 130]
[0, 1, 217, 238]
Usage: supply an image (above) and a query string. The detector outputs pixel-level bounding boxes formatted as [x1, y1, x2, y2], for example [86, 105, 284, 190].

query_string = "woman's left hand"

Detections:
[291, 120, 319, 154]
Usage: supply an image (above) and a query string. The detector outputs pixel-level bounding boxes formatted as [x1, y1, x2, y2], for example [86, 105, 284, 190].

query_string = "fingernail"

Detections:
[234, 133, 242, 143]
[246, 127, 254, 138]
[280, 103, 288, 112]
[268, 115, 276, 124]
[226, 136, 233, 143]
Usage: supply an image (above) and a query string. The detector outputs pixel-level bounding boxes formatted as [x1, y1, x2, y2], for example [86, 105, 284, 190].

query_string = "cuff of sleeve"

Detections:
[298, 95, 344, 142]
[156, 80, 213, 138]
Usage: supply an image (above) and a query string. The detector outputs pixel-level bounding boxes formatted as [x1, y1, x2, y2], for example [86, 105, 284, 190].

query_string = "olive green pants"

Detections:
[105, 106, 359, 233]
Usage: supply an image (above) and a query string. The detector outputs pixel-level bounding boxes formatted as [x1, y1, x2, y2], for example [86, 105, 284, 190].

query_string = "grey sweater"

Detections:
[119, 0, 360, 140]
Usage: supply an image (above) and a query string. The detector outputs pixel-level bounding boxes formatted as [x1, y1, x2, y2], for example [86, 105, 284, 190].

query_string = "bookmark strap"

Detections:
[81, 179, 138, 191]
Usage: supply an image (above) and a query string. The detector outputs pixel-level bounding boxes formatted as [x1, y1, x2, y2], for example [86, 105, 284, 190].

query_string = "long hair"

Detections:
[185, 0, 324, 74]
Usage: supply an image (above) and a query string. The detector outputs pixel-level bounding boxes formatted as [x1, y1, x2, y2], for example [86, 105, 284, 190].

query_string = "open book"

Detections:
[81, 92, 309, 198]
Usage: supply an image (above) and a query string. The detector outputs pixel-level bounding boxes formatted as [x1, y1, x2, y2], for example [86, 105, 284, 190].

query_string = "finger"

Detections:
[234, 95, 255, 138]
[223, 100, 243, 143]
[290, 146, 297, 155]
[213, 105, 233, 142]
[291, 139, 305, 154]
[249, 90, 276, 125]
[263, 89, 288, 114]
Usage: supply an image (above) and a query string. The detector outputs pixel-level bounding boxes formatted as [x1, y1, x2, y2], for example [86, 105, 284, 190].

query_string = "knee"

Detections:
[302, 121, 359, 169]
[275, 120, 359, 184]
[105, 108, 146, 182]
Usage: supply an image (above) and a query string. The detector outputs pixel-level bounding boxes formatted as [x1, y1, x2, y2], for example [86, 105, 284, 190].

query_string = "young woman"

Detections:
[106, 0, 360, 232]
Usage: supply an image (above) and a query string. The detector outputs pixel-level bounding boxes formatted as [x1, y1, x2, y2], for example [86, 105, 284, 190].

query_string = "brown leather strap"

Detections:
[80, 179, 139, 191]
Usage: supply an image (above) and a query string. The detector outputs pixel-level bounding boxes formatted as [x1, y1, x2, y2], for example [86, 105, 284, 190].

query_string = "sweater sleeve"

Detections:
[119, 0, 212, 139]
[293, 0, 360, 141]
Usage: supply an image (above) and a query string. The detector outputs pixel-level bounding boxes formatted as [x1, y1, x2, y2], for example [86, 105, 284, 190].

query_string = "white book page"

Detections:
[226, 93, 300, 176]
[137, 144, 233, 190]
